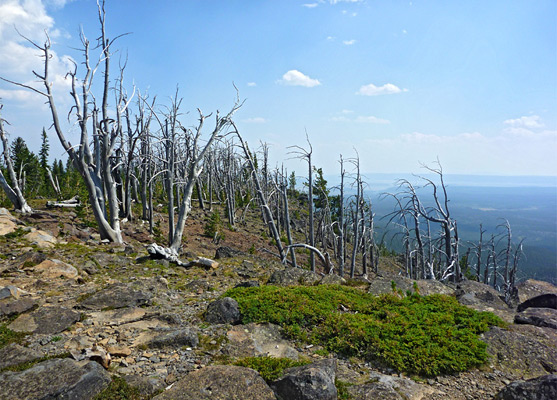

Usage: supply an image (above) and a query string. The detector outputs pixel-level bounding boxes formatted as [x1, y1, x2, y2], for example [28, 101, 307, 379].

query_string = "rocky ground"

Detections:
[0, 206, 556, 399]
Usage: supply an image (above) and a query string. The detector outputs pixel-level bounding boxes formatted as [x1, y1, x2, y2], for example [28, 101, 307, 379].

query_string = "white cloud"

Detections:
[504, 115, 544, 129]
[330, 0, 362, 4]
[343, 39, 356, 45]
[247, 82, 257, 87]
[355, 115, 390, 124]
[0, 0, 72, 107]
[326, 36, 335, 40]
[278, 70, 321, 87]
[242, 117, 267, 123]
[330, 113, 390, 124]
[356, 83, 406, 96]
[302, 3, 318, 8]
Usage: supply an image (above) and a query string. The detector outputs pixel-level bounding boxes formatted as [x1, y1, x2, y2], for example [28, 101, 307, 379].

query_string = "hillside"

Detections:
[0, 203, 556, 399]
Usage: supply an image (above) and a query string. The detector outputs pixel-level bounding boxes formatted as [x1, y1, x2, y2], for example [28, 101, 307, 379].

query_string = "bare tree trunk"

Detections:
[0, 108, 32, 214]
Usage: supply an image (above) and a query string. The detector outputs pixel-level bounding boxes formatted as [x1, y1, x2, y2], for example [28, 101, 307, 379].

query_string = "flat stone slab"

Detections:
[225, 323, 299, 360]
[0, 358, 111, 400]
[78, 283, 152, 310]
[368, 276, 454, 297]
[347, 371, 439, 400]
[23, 229, 57, 248]
[153, 365, 276, 400]
[0, 297, 37, 317]
[515, 308, 557, 330]
[147, 328, 199, 349]
[9, 306, 81, 334]
[268, 267, 321, 286]
[0, 343, 44, 370]
[30, 259, 78, 279]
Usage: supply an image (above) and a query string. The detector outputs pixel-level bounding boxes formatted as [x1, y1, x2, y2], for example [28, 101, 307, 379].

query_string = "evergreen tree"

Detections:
[312, 167, 329, 211]
[39, 128, 50, 195]
[10, 137, 41, 196]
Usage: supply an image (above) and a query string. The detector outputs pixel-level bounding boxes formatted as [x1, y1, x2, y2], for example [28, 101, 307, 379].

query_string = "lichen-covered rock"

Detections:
[23, 229, 57, 248]
[271, 359, 337, 400]
[517, 280, 557, 304]
[494, 374, 557, 400]
[0, 343, 43, 370]
[8, 306, 81, 334]
[225, 323, 299, 360]
[152, 365, 276, 400]
[515, 308, 557, 329]
[347, 371, 439, 400]
[368, 276, 454, 297]
[147, 328, 199, 348]
[78, 283, 152, 310]
[0, 297, 37, 317]
[31, 259, 78, 279]
[215, 246, 245, 259]
[0, 358, 111, 400]
[205, 297, 241, 324]
[517, 294, 557, 312]
[483, 326, 557, 378]
[267, 267, 321, 286]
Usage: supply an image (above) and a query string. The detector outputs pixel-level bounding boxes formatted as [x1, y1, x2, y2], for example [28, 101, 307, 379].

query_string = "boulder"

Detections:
[215, 246, 245, 259]
[9, 306, 81, 334]
[0, 343, 43, 370]
[0, 208, 19, 235]
[225, 323, 299, 360]
[123, 375, 165, 398]
[270, 359, 337, 400]
[347, 371, 439, 400]
[517, 294, 557, 312]
[517, 280, 557, 303]
[494, 374, 557, 400]
[319, 274, 346, 285]
[78, 283, 152, 310]
[23, 229, 57, 248]
[0, 297, 37, 317]
[206, 297, 241, 324]
[0, 285, 20, 300]
[267, 268, 321, 287]
[31, 259, 79, 279]
[0, 358, 111, 400]
[483, 326, 557, 378]
[455, 280, 514, 323]
[515, 308, 557, 329]
[368, 276, 454, 296]
[152, 365, 276, 400]
[147, 328, 199, 349]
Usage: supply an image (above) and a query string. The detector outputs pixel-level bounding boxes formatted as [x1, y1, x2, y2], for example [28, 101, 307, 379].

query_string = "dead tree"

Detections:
[0, 106, 32, 214]
[288, 135, 315, 271]
[234, 128, 285, 262]
[1, 2, 128, 242]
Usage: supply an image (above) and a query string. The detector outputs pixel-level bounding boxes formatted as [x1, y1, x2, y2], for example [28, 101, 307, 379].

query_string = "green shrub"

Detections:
[232, 356, 310, 382]
[224, 285, 503, 376]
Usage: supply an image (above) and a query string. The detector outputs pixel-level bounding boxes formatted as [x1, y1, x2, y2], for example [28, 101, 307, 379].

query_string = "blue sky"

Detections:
[0, 0, 555, 177]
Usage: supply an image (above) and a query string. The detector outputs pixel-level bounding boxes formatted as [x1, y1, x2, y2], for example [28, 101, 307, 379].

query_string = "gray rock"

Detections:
[0, 285, 20, 300]
[225, 323, 299, 360]
[234, 281, 260, 289]
[82, 260, 99, 275]
[78, 283, 152, 310]
[152, 365, 276, 400]
[0, 358, 111, 400]
[494, 374, 557, 400]
[517, 280, 557, 304]
[123, 375, 165, 397]
[319, 274, 346, 285]
[483, 326, 557, 378]
[271, 359, 337, 400]
[206, 297, 241, 324]
[215, 246, 245, 259]
[515, 308, 557, 329]
[267, 268, 321, 287]
[517, 294, 557, 312]
[148, 328, 199, 348]
[368, 276, 454, 297]
[186, 279, 213, 292]
[0, 297, 37, 317]
[347, 371, 439, 400]
[8, 306, 81, 334]
[0, 343, 43, 370]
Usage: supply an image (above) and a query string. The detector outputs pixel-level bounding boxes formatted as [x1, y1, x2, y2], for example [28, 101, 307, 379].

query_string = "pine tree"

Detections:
[39, 128, 50, 195]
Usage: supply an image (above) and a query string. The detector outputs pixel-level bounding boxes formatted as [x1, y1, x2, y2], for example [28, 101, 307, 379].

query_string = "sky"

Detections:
[0, 0, 556, 179]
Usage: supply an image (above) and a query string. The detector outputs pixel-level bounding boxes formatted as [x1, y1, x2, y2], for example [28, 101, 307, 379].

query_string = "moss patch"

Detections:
[94, 376, 143, 400]
[232, 356, 310, 382]
[225, 284, 504, 376]
[0, 322, 28, 349]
